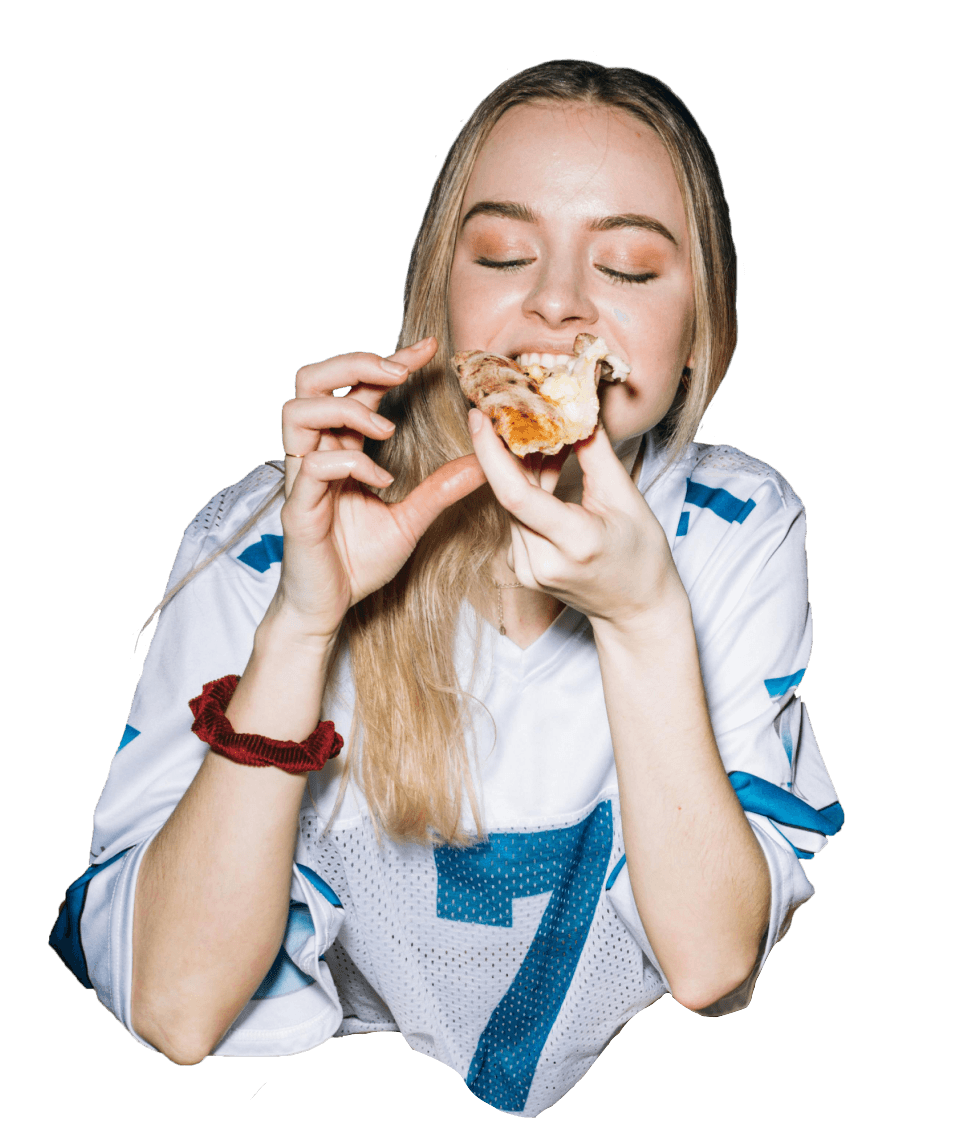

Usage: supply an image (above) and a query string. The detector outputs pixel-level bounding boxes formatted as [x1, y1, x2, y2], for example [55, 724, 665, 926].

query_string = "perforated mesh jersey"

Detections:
[51, 433, 841, 1116]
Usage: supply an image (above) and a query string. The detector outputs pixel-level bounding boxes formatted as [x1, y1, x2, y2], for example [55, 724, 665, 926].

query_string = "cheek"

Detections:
[625, 291, 694, 372]
[448, 266, 524, 348]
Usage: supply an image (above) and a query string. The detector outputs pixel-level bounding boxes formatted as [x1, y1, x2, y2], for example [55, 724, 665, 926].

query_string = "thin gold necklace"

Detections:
[491, 577, 526, 636]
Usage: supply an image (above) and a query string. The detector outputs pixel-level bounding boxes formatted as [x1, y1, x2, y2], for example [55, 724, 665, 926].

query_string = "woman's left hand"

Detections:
[468, 408, 687, 626]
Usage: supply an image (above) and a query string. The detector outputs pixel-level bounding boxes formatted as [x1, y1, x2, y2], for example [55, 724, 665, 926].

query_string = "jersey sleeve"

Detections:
[49, 465, 348, 1055]
[611, 454, 842, 1013]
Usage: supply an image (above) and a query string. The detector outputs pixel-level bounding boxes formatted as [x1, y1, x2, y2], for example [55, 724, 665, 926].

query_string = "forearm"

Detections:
[131, 609, 338, 1063]
[592, 598, 770, 1011]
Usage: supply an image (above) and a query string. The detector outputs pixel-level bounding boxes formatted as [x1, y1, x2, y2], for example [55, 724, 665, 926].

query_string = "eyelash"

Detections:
[597, 266, 657, 285]
[474, 257, 656, 285]
[475, 257, 532, 273]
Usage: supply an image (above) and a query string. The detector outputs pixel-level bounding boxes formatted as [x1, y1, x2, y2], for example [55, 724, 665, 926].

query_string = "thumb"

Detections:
[390, 454, 486, 544]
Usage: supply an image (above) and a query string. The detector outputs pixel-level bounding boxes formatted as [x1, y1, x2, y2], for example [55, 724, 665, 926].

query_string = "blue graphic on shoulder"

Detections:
[684, 479, 756, 524]
[764, 668, 806, 698]
[237, 533, 284, 573]
[605, 852, 626, 891]
[729, 771, 844, 837]
[676, 512, 690, 537]
[253, 902, 316, 999]
[117, 724, 140, 752]
[49, 847, 131, 988]
[295, 863, 342, 908]
[435, 800, 613, 1113]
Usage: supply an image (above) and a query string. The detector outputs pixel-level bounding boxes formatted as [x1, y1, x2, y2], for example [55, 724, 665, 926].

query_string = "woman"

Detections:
[50, 60, 841, 1117]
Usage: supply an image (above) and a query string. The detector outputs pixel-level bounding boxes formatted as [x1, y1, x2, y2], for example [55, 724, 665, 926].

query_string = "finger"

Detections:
[293, 335, 437, 409]
[286, 448, 395, 508]
[537, 445, 571, 495]
[508, 521, 540, 591]
[571, 423, 636, 510]
[383, 335, 438, 370]
[469, 409, 575, 545]
[294, 351, 410, 403]
[389, 453, 486, 547]
[283, 394, 396, 460]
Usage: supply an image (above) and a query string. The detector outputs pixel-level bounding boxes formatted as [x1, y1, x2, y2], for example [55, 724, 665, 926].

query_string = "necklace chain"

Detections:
[491, 577, 525, 636]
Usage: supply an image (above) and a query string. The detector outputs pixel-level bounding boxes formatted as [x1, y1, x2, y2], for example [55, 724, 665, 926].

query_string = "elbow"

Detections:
[132, 1005, 215, 1066]
[669, 950, 762, 1014]
[672, 978, 744, 1013]
[159, 1043, 209, 1067]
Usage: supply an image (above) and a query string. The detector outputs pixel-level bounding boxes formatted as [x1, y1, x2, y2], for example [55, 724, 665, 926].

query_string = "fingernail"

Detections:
[410, 335, 435, 349]
[468, 408, 482, 434]
[381, 359, 407, 377]
[370, 412, 395, 430]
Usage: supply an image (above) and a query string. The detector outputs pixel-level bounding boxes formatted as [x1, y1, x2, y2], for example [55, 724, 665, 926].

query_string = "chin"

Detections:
[601, 384, 677, 444]
[601, 409, 656, 445]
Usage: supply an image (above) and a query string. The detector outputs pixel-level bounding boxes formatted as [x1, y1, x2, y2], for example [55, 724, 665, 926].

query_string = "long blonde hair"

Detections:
[152, 61, 737, 848]
[341, 61, 738, 846]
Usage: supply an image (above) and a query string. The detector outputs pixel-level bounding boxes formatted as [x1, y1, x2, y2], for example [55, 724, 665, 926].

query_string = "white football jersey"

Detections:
[51, 433, 841, 1117]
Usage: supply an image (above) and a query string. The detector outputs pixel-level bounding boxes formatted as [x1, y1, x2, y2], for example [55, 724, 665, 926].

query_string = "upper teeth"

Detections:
[516, 353, 574, 368]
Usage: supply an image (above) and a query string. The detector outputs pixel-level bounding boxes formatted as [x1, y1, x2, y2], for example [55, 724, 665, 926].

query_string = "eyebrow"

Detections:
[460, 200, 538, 227]
[460, 201, 679, 246]
[590, 213, 679, 246]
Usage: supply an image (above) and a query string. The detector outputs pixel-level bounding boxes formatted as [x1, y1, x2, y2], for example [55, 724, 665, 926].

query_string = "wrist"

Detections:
[258, 595, 341, 658]
[226, 609, 340, 742]
[589, 582, 693, 647]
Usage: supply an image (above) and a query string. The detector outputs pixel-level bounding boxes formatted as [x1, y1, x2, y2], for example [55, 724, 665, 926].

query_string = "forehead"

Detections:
[464, 102, 686, 228]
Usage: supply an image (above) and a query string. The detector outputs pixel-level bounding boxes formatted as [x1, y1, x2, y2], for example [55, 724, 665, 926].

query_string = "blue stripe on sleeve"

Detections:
[252, 901, 317, 999]
[728, 771, 844, 836]
[295, 863, 342, 908]
[117, 724, 140, 752]
[237, 533, 284, 573]
[684, 480, 756, 524]
[49, 848, 132, 988]
[764, 668, 806, 697]
[605, 853, 626, 891]
[676, 512, 689, 537]
[250, 868, 346, 1000]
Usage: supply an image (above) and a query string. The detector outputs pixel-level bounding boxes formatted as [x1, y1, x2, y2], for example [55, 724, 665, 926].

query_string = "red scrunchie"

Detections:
[189, 674, 343, 775]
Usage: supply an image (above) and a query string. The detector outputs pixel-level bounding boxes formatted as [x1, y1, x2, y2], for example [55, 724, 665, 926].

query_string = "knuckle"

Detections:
[300, 450, 329, 474]
[503, 490, 527, 514]
[293, 365, 315, 396]
[574, 539, 598, 565]
[339, 351, 381, 368]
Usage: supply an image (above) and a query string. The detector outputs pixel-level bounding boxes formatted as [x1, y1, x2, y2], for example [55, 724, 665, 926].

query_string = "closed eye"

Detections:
[597, 266, 658, 284]
[474, 257, 535, 272]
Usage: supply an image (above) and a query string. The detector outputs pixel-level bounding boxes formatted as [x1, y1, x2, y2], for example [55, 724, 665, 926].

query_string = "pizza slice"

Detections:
[453, 334, 630, 458]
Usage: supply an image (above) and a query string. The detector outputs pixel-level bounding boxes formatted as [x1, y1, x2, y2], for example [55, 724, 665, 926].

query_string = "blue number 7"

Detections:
[433, 799, 613, 1113]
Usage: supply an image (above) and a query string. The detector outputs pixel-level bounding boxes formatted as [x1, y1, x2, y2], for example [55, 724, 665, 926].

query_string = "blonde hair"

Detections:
[151, 61, 738, 848]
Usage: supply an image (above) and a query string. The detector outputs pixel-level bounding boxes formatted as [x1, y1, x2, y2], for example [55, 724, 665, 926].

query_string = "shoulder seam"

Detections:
[691, 444, 801, 511]
[185, 462, 284, 541]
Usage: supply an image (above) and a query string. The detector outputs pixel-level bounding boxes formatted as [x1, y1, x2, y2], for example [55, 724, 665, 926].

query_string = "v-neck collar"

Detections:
[466, 600, 591, 685]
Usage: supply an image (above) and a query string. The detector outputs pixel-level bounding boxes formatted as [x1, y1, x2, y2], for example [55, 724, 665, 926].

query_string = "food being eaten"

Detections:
[453, 334, 630, 457]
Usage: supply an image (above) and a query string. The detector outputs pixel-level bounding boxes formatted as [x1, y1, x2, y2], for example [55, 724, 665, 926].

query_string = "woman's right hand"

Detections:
[271, 336, 485, 640]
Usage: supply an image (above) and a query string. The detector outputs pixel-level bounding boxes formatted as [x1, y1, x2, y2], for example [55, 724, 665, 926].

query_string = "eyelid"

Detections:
[474, 256, 536, 270]
[596, 265, 657, 283]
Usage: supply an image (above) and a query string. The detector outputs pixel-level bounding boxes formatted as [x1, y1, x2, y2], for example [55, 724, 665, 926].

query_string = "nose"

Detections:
[523, 252, 598, 328]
